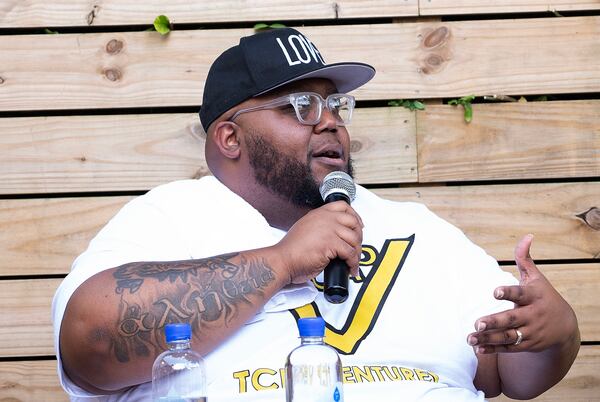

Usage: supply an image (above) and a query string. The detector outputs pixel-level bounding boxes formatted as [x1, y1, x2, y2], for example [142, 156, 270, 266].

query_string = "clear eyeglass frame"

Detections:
[228, 92, 355, 126]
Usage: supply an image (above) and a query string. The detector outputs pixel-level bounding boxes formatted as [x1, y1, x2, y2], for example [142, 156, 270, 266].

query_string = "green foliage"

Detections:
[44, 28, 59, 34]
[388, 99, 425, 111]
[448, 95, 476, 123]
[254, 23, 287, 32]
[153, 15, 172, 35]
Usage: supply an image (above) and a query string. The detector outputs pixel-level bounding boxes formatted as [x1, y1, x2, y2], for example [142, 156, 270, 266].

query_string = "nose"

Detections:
[313, 106, 338, 133]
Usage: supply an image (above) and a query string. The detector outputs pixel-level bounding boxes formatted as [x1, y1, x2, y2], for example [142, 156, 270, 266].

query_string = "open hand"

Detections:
[467, 234, 578, 354]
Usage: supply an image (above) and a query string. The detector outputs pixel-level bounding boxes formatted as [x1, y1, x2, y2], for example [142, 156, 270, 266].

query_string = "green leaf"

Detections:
[154, 15, 171, 35]
[269, 23, 287, 28]
[387, 99, 426, 111]
[448, 99, 458, 106]
[254, 23, 270, 31]
[460, 95, 476, 103]
[411, 100, 425, 111]
[44, 28, 59, 34]
[463, 103, 473, 123]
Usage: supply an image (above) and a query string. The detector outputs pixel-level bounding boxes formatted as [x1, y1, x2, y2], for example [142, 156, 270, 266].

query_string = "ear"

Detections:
[211, 121, 241, 160]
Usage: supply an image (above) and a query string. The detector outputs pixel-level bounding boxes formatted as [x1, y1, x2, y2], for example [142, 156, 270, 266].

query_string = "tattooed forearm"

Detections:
[110, 253, 275, 362]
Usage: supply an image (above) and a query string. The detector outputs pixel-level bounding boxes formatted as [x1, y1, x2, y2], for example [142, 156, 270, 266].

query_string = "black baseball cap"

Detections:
[199, 27, 376, 132]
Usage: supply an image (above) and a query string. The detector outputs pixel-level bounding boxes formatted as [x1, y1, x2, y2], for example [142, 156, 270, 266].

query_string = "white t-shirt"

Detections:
[52, 177, 517, 401]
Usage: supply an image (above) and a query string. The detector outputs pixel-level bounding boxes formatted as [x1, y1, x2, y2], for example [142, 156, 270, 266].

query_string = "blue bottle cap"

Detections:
[297, 317, 325, 337]
[165, 323, 191, 342]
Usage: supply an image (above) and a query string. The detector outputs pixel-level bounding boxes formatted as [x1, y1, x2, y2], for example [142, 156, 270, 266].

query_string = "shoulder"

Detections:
[121, 176, 226, 213]
[354, 185, 452, 229]
[354, 185, 485, 253]
[141, 176, 219, 201]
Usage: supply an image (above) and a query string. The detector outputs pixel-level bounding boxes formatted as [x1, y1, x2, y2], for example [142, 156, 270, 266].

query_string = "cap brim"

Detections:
[256, 62, 375, 96]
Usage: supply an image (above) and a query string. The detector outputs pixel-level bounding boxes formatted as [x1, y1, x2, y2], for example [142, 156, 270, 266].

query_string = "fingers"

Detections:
[469, 307, 529, 354]
[279, 202, 363, 283]
[475, 307, 526, 333]
[469, 326, 530, 354]
[514, 234, 539, 282]
[316, 203, 362, 277]
[468, 327, 527, 353]
[469, 309, 529, 354]
[323, 201, 364, 229]
[493, 285, 535, 306]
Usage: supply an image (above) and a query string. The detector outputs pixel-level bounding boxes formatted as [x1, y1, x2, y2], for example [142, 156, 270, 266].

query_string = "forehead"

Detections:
[260, 78, 338, 100]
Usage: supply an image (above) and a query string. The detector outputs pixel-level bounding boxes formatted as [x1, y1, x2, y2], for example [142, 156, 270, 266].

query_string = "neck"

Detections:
[215, 172, 311, 231]
[250, 191, 310, 231]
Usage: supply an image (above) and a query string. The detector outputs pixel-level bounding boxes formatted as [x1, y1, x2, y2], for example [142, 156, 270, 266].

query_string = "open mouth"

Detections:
[312, 143, 344, 160]
[311, 145, 345, 168]
[314, 149, 342, 159]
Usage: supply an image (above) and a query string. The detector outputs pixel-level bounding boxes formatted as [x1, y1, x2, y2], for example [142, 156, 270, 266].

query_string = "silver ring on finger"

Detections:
[513, 329, 523, 346]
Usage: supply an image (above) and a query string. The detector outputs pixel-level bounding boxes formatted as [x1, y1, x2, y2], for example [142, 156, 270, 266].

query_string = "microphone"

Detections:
[319, 171, 357, 304]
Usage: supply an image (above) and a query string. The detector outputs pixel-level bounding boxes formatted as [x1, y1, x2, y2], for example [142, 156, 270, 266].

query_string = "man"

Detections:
[53, 28, 579, 401]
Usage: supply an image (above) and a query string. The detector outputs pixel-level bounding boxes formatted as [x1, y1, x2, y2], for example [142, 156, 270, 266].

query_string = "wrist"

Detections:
[262, 245, 293, 289]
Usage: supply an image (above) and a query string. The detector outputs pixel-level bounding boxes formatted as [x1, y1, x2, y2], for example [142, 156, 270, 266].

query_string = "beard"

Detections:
[245, 130, 354, 209]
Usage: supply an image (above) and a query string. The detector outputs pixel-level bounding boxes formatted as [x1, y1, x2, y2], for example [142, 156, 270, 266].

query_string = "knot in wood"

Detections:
[350, 139, 363, 153]
[426, 54, 444, 67]
[0, 76, 4, 85]
[576, 207, 600, 231]
[103, 68, 122, 82]
[106, 39, 124, 55]
[87, 5, 100, 25]
[423, 26, 450, 49]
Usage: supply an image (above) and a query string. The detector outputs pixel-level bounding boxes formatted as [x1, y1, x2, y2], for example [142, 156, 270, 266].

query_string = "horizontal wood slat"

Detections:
[3, 0, 599, 27]
[416, 100, 600, 182]
[1, 100, 597, 195]
[2, 182, 598, 277]
[0, 360, 67, 402]
[421, 1, 600, 15]
[0, 0, 418, 28]
[1, 17, 599, 111]
[0, 278, 61, 357]
[490, 345, 600, 401]
[0, 114, 208, 194]
[1, 272, 596, 358]
[374, 182, 600, 261]
[0, 196, 134, 276]
[502, 264, 600, 342]
[0, 108, 417, 194]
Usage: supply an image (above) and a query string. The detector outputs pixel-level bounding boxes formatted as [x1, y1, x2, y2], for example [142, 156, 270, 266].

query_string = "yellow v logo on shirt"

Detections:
[291, 236, 414, 355]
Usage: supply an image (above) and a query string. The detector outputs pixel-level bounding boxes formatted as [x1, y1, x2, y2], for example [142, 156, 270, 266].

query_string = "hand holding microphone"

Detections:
[319, 171, 357, 304]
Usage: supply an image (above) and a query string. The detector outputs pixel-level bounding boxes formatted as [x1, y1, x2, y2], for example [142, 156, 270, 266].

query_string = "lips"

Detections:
[312, 144, 344, 160]
[311, 143, 346, 169]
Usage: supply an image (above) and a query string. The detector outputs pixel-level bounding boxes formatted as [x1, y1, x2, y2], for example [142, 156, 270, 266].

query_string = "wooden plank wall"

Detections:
[1, 1, 598, 401]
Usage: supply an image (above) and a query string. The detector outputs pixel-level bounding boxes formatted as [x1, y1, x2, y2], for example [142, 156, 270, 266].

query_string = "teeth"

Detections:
[314, 149, 340, 158]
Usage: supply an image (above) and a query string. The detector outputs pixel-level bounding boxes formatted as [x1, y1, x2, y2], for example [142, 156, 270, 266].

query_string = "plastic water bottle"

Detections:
[285, 317, 344, 402]
[152, 323, 207, 402]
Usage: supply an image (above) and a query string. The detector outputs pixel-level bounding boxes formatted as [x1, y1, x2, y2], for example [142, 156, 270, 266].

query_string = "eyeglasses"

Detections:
[228, 92, 355, 126]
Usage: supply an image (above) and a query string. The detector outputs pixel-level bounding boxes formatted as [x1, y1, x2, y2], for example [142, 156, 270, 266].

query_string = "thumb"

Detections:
[514, 234, 539, 283]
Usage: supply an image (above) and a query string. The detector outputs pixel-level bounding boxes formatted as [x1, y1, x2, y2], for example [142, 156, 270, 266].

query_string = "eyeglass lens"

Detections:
[295, 94, 353, 125]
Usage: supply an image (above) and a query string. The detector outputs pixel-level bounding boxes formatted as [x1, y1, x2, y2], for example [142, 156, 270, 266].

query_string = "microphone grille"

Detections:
[319, 171, 356, 202]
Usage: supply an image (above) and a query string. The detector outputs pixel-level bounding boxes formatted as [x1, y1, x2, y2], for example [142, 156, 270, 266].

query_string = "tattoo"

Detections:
[107, 253, 275, 363]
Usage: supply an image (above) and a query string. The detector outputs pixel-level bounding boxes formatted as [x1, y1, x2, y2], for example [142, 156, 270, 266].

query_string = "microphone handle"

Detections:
[323, 191, 351, 303]
[324, 258, 349, 304]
